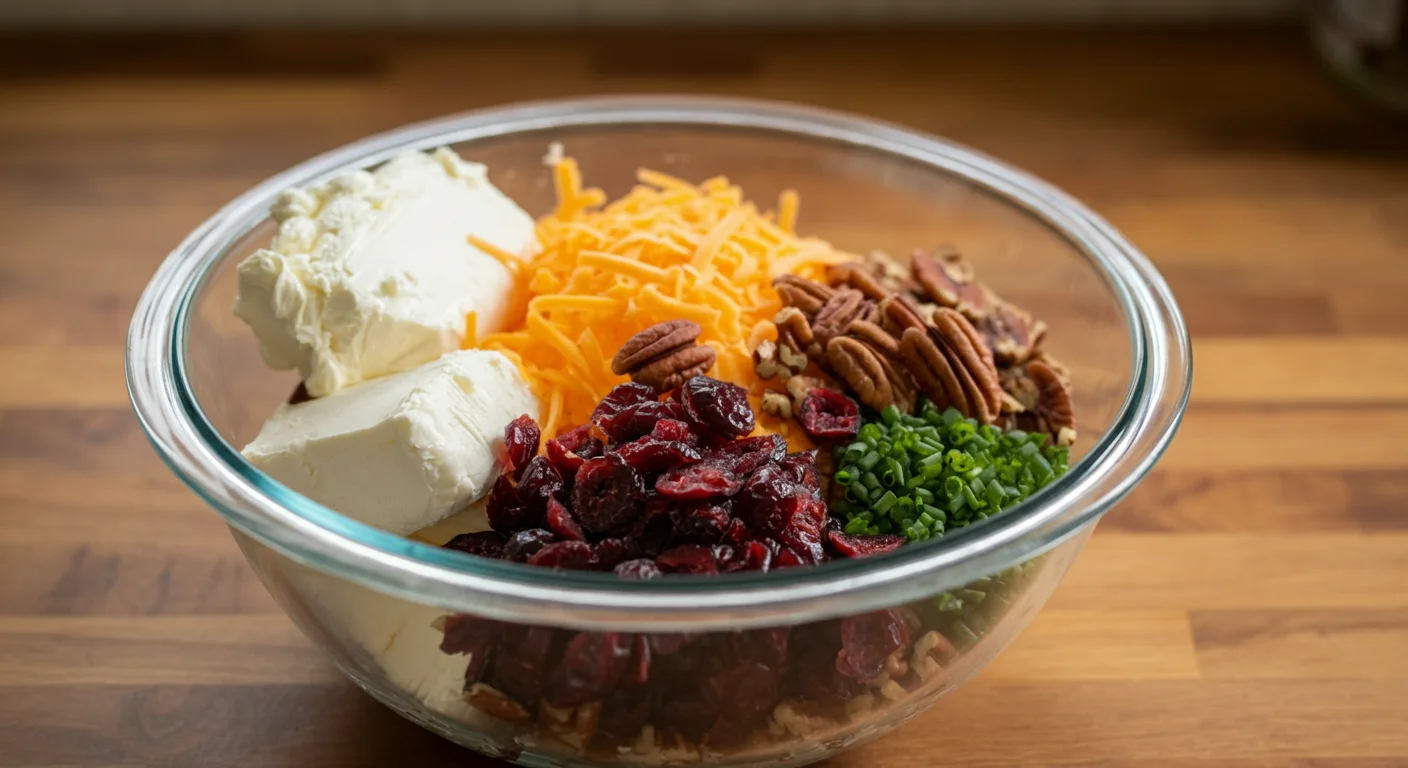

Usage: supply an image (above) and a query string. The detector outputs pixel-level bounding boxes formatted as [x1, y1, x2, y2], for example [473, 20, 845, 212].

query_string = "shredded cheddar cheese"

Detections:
[470, 157, 854, 443]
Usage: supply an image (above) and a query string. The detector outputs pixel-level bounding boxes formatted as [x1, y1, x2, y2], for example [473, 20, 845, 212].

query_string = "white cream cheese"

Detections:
[234, 147, 537, 397]
[291, 557, 485, 727]
[242, 350, 537, 535]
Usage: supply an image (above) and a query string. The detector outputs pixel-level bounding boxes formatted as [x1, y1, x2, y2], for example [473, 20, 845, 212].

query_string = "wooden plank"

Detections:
[1192, 338, 1408, 404]
[1105, 468, 1408, 532]
[1162, 407, 1408, 471]
[1191, 610, 1408, 680]
[0, 610, 1195, 688]
[0, 615, 335, 686]
[0, 347, 128, 408]
[837, 680, 1408, 764]
[1051, 533, 1408, 611]
[1, 680, 1403, 766]
[982, 610, 1198, 681]
[0, 543, 278, 616]
[0, 684, 477, 767]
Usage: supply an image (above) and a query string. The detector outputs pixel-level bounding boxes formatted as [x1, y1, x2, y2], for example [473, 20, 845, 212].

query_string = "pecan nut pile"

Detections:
[767, 247, 1076, 444]
[611, 320, 717, 392]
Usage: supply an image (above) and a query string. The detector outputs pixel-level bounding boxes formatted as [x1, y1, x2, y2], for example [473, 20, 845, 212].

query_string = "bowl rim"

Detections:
[127, 95, 1192, 631]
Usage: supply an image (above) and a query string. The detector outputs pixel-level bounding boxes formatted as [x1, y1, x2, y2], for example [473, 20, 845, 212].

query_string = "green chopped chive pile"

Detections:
[831, 402, 1070, 542]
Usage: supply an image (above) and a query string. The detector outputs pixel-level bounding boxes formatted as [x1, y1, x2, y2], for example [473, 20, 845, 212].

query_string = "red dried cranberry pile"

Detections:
[440, 608, 919, 750]
[451, 377, 889, 575]
[434, 378, 925, 750]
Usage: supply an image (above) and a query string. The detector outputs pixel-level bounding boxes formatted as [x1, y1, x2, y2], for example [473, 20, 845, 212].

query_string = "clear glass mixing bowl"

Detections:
[127, 97, 1190, 767]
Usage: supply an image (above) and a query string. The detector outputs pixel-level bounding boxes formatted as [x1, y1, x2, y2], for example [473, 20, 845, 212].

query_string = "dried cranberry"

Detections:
[836, 609, 912, 681]
[544, 424, 601, 476]
[593, 537, 640, 569]
[625, 634, 652, 688]
[598, 690, 654, 742]
[772, 495, 828, 565]
[504, 528, 557, 562]
[700, 662, 780, 749]
[786, 626, 862, 707]
[545, 497, 584, 541]
[614, 558, 663, 580]
[544, 632, 634, 708]
[527, 540, 599, 570]
[442, 531, 506, 559]
[647, 633, 690, 657]
[734, 464, 800, 531]
[572, 456, 647, 533]
[656, 463, 743, 501]
[736, 627, 789, 667]
[797, 388, 862, 441]
[439, 614, 498, 655]
[516, 455, 564, 512]
[777, 450, 822, 495]
[724, 540, 772, 573]
[502, 414, 541, 478]
[669, 503, 733, 544]
[657, 690, 718, 743]
[627, 497, 674, 558]
[440, 616, 501, 684]
[612, 437, 702, 473]
[680, 376, 756, 439]
[826, 530, 906, 558]
[488, 625, 560, 705]
[599, 684, 653, 738]
[656, 544, 721, 575]
[720, 518, 751, 548]
[487, 474, 540, 534]
[591, 381, 656, 427]
[711, 544, 736, 570]
[774, 547, 806, 569]
[599, 400, 691, 444]
[651, 418, 692, 443]
[703, 433, 787, 477]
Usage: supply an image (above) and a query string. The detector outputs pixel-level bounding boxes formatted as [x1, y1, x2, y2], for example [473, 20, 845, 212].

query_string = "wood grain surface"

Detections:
[2, 26, 1407, 767]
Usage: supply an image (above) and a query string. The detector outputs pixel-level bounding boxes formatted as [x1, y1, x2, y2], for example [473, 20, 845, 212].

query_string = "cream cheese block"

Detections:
[291, 554, 486, 727]
[242, 350, 537, 535]
[234, 146, 537, 397]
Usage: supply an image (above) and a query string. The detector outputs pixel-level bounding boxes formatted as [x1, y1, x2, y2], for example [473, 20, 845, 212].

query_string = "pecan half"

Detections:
[774, 274, 835, 315]
[998, 364, 1040, 411]
[979, 300, 1048, 365]
[931, 308, 1003, 421]
[631, 344, 716, 392]
[868, 341, 918, 415]
[812, 288, 870, 349]
[829, 262, 892, 302]
[912, 247, 993, 320]
[612, 320, 716, 391]
[879, 294, 928, 335]
[847, 319, 900, 358]
[899, 327, 968, 416]
[827, 336, 895, 413]
[1018, 359, 1077, 446]
[612, 320, 702, 375]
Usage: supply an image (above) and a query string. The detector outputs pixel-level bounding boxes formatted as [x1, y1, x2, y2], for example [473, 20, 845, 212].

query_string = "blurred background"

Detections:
[2, 2, 1407, 767]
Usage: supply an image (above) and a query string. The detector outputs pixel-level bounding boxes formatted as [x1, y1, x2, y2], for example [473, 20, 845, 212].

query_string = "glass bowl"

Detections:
[127, 96, 1190, 767]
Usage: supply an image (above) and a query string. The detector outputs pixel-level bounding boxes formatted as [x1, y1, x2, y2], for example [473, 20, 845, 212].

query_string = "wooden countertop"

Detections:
[2, 26, 1406, 767]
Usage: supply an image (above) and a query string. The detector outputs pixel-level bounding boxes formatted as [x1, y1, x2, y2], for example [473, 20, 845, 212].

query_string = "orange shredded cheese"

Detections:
[473, 158, 855, 441]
